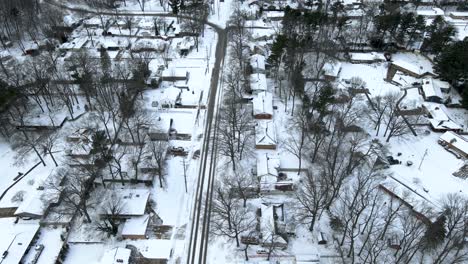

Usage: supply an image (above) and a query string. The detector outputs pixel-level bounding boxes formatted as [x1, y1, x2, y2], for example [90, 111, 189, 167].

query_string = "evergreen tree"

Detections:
[434, 41, 468, 84]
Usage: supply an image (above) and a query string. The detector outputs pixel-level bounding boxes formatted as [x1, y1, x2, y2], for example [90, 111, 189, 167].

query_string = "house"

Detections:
[416, 7, 444, 18]
[14, 187, 60, 219]
[386, 60, 435, 80]
[453, 161, 468, 179]
[250, 54, 266, 74]
[349, 52, 386, 64]
[0, 218, 40, 264]
[122, 214, 150, 239]
[59, 37, 88, 51]
[128, 239, 183, 264]
[255, 121, 277, 149]
[259, 204, 289, 249]
[423, 103, 462, 133]
[264, 11, 285, 21]
[100, 189, 150, 218]
[99, 248, 131, 264]
[256, 153, 280, 191]
[449, 12, 468, 20]
[132, 39, 166, 53]
[322, 62, 342, 81]
[252, 91, 273, 119]
[439, 131, 468, 158]
[421, 78, 443, 103]
[83, 17, 102, 28]
[249, 73, 268, 94]
[98, 38, 127, 51]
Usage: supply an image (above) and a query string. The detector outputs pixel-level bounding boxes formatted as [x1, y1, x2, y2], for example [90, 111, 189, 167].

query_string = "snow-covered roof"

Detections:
[103, 188, 150, 216]
[14, 189, 59, 217]
[252, 91, 273, 117]
[250, 54, 266, 71]
[60, 37, 88, 50]
[99, 247, 131, 264]
[129, 239, 183, 260]
[440, 131, 468, 155]
[250, 73, 267, 92]
[257, 153, 280, 179]
[392, 57, 434, 77]
[449, 11, 468, 18]
[133, 39, 166, 52]
[323, 62, 342, 77]
[421, 78, 443, 99]
[424, 103, 462, 130]
[122, 214, 150, 237]
[0, 218, 40, 264]
[162, 68, 188, 78]
[416, 7, 444, 17]
[161, 87, 182, 105]
[349, 52, 386, 62]
[259, 204, 287, 245]
[255, 120, 277, 146]
[265, 11, 284, 19]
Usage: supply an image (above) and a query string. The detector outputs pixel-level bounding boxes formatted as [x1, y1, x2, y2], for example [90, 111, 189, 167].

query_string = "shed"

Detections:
[322, 62, 342, 81]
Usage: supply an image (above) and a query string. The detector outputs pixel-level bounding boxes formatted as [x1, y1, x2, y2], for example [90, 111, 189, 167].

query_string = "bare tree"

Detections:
[283, 108, 309, 173]
[38, 131, 61, 167]
[95, 195, 124, 237]
[146, 141, 168, 188]
[428, 193, 468, 264]
[47, 167, 96, 223]
[210, 179, 256, 247]
[295, 169, 329, 232]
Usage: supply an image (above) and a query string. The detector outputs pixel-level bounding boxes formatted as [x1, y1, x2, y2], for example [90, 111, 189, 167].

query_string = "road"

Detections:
[44, 1, 228, 263]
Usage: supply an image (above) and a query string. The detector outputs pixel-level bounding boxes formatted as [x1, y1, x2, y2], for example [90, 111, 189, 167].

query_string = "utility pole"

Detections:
[418, 149, 428, 170]
[182, 158, 188, 193]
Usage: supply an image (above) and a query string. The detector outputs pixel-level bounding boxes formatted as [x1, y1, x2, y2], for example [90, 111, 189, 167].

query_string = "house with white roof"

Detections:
[259, 204, 288, 248]
[100, 189, 150, 218]
[416, 7, 444, 18]
[99, 247, 131, 264]
[0, 218, 40, 264]
[252, 91, 273, 119]
[449, 11, 468, 20]
[421, 78, 444, 103]
[255, 121, 277, 149]
[121, 214, 150, 240]
[256, 153, 280, 191]
[249, 73, 267, 94]
[387, 59, 435, 80]
[423, 103, 463, 133]
[439, 131, 468, 158]
[250, 54, 266, 74]
[349, 52, 386, 64]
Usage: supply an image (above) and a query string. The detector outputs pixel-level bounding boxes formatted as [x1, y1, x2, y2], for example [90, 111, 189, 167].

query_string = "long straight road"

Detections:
[44, 1, 229, 263]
